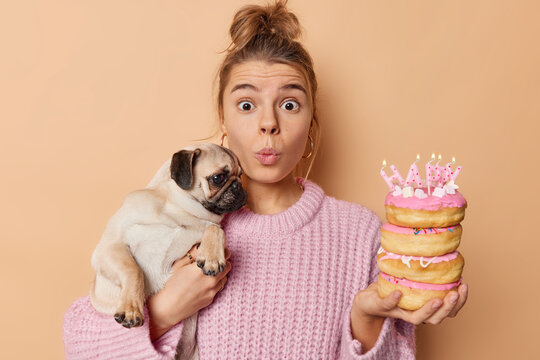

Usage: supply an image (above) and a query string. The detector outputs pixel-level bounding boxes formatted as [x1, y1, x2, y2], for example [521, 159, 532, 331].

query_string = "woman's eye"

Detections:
[238, 101, 254, 111]
[281, 100, 299, 111]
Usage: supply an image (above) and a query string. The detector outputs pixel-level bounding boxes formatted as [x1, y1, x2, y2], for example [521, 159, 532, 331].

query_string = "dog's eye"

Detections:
[211, 174, 227, 186]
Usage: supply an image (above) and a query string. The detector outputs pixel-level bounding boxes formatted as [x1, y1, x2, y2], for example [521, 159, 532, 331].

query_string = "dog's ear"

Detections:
[170, 148, 202, 190]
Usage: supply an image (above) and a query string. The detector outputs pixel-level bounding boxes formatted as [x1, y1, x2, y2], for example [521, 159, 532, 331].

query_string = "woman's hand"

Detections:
[148, 244, 232, 341]
[352, 281, 469, 326]
[349, 280, 468, 352]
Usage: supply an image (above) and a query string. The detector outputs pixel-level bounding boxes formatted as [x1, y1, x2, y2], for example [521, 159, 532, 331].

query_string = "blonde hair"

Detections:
[200, 0, 320, 180]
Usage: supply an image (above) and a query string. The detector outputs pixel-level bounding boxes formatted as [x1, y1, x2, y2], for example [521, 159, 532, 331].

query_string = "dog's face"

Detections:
[170, 143, 247, 215]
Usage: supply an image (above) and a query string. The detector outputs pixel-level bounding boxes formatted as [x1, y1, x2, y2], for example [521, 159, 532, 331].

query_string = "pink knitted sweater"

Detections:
[63, 177, 416, 359]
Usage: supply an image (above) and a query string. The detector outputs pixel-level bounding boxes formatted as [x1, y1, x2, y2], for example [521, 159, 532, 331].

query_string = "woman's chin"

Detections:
[240, 155, 300, 183]
[245, 167, 294, 184]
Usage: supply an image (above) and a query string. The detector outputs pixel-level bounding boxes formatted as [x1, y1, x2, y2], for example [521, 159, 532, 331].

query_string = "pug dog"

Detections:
[89, 142, 247, 360]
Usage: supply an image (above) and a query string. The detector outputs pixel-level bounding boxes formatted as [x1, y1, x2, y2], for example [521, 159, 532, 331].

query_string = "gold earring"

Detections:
[220, 133, 227, 146]
[302, 133, 314, 159]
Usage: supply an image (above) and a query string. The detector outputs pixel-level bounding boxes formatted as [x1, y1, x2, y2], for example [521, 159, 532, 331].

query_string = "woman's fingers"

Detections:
[379, 290, 403, 312]
[447, 284, 468, 318]
[422, 284, 468, 325]
[422, 291, 459, 324]
[405, 298, 443, 325]
[209, 261, 231, 292]
[172, 245, 198, 268]
[215, 260, 232, 280]
[172, 246, 231, 268]
[354, 281, 468, 326]
[214, 275, 228, 293]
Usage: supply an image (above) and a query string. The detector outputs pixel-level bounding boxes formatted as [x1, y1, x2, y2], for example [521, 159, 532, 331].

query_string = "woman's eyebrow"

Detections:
[281, 83, 307, 94]
[231, 83, 258, 93]
[230, 83, 307, 94]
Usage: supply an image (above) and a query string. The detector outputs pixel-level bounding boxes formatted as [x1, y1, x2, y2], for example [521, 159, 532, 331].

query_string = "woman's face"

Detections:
[221, 60, 312, 184]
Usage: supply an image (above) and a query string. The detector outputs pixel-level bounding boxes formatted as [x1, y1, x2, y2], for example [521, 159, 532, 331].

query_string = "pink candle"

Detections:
[435, 154, 444, 187]
[404, 154, 423, 187]
[380, 160, 399, 190]
[442, 166, 452, 184]
[436, 167, 446, 187]
[442, 156, 455, 185]
[429, 168, 441, 183]
[405, 163, 423, 187]
[451, 166, 462, 182]
[390, 165, 405, 185]
[425, 153, 436, 195]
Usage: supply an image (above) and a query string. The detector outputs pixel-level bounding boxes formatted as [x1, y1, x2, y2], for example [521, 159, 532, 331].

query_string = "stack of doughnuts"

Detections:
[377, 160, 467, 310]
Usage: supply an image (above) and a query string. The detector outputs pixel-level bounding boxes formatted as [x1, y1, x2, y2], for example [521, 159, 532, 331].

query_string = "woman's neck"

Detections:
[243, 173, 304, 215]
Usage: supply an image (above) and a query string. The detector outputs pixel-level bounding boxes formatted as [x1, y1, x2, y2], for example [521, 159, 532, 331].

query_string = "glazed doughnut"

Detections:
[378, 157, 467, 310]
[380, 223, 462, 256]
[384, 187, 467, 228]
[376, 247, 464, 284]
[377, 272, 461, 311]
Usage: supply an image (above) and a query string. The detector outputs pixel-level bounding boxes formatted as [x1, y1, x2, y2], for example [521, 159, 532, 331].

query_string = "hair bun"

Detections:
[228, 0, 301, 52]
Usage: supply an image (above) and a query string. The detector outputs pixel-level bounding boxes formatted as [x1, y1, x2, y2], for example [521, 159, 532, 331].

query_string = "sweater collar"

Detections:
[222, 177, 325, 236]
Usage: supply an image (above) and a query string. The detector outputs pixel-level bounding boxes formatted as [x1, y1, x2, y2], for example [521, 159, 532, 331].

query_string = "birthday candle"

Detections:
[380, 160, 398, 190]
[435, 154, 445, 187]
[425, 153, 436, 195]
[404, 154, 423, 187]
[390, 165, 405, 185]
[428, 168, 442, 184]
[442, 156, 456, 185]
[426, 157, 442, 189]
[451, 165, 462, 182]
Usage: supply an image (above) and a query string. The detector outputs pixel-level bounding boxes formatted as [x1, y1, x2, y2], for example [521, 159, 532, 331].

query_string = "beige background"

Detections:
[1, 0, 538, 358]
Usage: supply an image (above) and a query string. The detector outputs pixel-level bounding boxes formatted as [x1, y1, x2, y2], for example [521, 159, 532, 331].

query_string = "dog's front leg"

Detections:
[98, 242, 146, 328]
[196, 224, 226, 276]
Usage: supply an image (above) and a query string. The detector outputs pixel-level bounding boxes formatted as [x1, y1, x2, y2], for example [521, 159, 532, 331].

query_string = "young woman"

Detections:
[63, 1, 468, 358]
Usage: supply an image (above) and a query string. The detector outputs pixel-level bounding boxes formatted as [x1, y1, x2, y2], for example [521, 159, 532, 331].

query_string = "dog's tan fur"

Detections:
[89, 143, 246, 359]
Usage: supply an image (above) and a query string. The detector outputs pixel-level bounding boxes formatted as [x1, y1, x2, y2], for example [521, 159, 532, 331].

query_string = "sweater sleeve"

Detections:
[338, 211, 416, 359]
[63, 296, 183, 360]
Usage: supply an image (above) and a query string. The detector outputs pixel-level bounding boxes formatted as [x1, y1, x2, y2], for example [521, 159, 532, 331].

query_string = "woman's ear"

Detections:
[220, 120, 227, 134]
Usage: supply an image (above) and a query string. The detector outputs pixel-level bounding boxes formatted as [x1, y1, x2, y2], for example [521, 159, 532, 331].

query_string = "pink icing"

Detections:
[382, 222, 458, 235]
[378, 247, 459, 263]
[380, 272, 462, 290]
[384, 187, 466, 211]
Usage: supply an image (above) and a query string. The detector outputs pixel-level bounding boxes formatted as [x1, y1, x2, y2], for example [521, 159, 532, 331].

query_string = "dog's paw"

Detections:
[196, 255, 226, 277]
[197, 225, 226, 277]
[114, 300, 144, 328]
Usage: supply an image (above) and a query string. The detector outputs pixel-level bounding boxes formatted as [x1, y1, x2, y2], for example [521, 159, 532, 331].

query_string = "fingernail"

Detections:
[393, 292, 401, 300]
[449, 293, 458, 303]
[432, 301, 442, 309]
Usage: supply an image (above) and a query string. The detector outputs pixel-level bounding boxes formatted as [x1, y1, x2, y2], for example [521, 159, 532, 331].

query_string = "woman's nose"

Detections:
[260, 125, 279, 135]
[259, 109, 280, 135]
